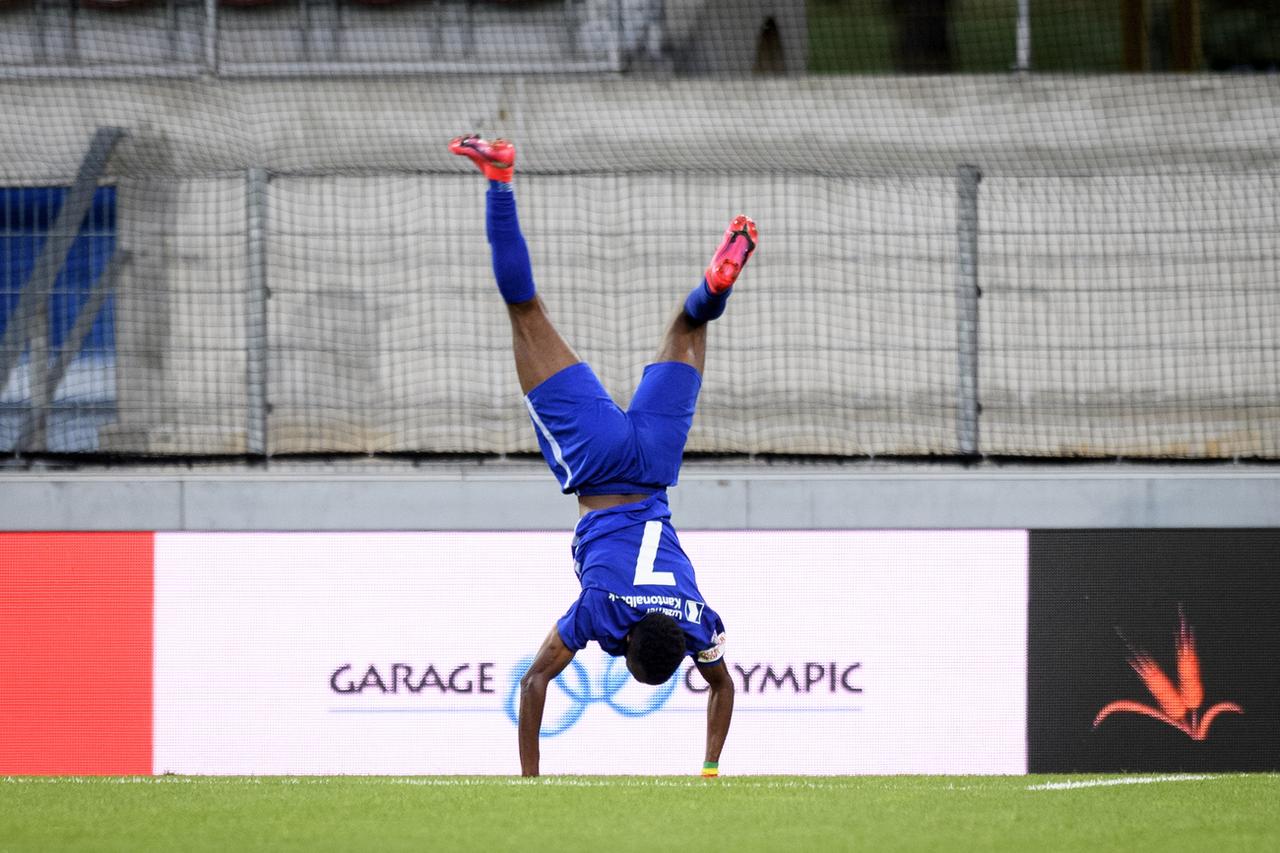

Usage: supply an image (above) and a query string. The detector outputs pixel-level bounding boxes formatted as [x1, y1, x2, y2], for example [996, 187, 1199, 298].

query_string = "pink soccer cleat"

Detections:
[705, 214, 758, 293]
[448, 135, 515, 182]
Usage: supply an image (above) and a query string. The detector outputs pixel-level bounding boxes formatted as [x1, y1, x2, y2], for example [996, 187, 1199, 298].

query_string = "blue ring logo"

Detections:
[504, 655, 680, 736]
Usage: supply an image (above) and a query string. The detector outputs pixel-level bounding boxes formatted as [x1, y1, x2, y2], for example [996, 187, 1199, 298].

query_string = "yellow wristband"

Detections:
[701, 762, 719, 777]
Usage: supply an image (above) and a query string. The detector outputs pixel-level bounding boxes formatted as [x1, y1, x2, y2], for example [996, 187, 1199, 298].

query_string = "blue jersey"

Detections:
[556, 493, 726, 664]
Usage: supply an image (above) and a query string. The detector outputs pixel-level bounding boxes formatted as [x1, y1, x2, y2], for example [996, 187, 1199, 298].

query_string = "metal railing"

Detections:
[0, 0, 643, 78]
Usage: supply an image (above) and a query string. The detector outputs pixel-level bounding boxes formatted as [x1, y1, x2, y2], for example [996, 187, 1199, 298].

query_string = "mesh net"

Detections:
[1, 0, 1277, 459]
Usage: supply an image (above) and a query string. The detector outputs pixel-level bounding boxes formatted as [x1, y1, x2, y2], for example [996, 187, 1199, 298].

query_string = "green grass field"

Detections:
[2, 774, 1277, 852]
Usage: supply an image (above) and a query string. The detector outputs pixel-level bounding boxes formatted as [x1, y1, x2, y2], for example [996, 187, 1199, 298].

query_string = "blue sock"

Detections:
[485, 182, 536, 304]
[683, 278, 730, 324]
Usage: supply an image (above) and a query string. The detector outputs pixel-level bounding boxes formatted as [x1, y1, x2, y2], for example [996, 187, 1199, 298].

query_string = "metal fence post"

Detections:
[26, 288, 51, 452]
[956, 165, 982, 456]
[246, 167, 269, 456]
[1016, 0, 1032, 71]
[205, 0, 218, 73]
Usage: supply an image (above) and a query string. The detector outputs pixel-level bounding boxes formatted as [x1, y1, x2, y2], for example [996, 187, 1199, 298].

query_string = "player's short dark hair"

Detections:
[625, 612, 686, 685]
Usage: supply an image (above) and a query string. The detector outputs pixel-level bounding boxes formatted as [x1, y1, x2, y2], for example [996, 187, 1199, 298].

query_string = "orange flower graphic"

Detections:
[1093, 607, 1243, 741]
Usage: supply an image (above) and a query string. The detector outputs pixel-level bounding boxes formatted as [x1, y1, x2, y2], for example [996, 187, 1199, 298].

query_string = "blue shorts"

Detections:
[523, 361, 702, 495]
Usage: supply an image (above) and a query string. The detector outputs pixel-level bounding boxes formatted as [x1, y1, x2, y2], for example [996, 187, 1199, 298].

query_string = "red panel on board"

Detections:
[0, 533, 153, 774]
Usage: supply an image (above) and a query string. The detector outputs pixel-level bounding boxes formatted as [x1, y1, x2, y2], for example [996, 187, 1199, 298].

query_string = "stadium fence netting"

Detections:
[1, 0, 1277, 460]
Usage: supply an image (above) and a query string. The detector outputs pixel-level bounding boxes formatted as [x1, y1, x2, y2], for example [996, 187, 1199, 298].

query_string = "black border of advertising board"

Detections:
[1028, 530, 1280, 773]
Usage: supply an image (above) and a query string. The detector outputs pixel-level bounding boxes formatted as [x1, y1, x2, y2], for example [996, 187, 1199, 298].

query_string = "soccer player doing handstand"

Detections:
[450, 135, 757, 778]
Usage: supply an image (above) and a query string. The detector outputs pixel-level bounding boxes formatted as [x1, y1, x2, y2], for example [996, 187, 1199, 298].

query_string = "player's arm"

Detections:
[518, 625, 575, 777]
[697, 659, 735, 771]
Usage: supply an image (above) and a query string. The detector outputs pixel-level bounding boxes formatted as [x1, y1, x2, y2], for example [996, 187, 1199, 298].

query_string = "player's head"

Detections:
[625, 612, 685, 685]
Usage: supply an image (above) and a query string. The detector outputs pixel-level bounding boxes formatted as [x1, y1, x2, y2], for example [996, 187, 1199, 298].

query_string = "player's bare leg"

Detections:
[450, 134, 580, 394]
[655, 310, 708, 374]
[659, 215, 759, 372]
[507, 297, 579, 395]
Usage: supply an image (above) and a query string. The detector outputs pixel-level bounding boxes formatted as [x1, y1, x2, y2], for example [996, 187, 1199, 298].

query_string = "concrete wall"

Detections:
[0, 75, 1276, 458]
[0, 1, 207, 68]
[3, 76, 1275, 181]
[1, 462, 1277, 530]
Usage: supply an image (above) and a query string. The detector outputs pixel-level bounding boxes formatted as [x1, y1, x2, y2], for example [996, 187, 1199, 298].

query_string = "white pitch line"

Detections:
[0, 776, 861, 790]
[1027, 774, 1217, 791]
